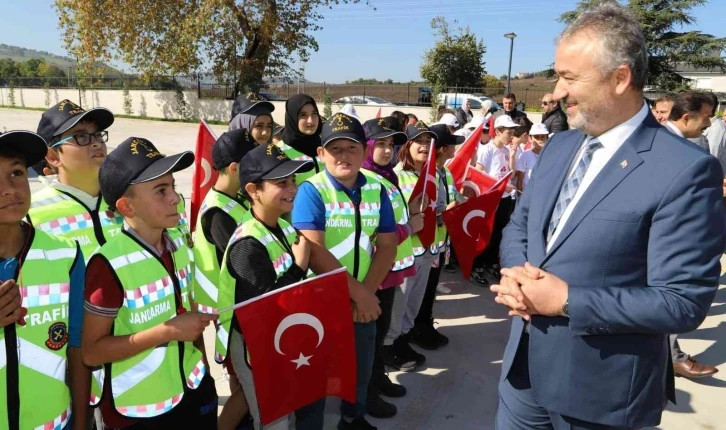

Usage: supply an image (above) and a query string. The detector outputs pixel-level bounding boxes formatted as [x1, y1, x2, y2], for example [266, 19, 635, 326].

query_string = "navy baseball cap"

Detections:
[37, 99, 114, 143]
[213, 129, 258, 170]
[100, 137, 193, 210]
[320, 113, 366, 147]
[429, 124, 465, 147]
[0, 130, 48, 167]
[231, 92, 275, 120]
[406, 122, 438, 141]
[363, 118, 407, 146]
[239, 143, 314, 186]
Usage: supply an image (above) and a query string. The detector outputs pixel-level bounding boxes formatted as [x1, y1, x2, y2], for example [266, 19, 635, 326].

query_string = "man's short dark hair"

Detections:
[513, 116, 533, 138]
[706, 92, 719, 117]
[503, 93, 517, 101]
[654, 93, 676, 106]
[407, 113, 418, 122]
[668, 91, 715, 121]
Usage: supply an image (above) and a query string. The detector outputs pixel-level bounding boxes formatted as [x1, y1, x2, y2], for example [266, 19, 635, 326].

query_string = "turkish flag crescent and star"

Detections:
[232, 268, 356, 425]
[408, 143, 438, 248]
[445, 122, 484, 190]
[443, 172, 512, 279]
[462, 166, 499, 197]
[190, 120, 218, 231]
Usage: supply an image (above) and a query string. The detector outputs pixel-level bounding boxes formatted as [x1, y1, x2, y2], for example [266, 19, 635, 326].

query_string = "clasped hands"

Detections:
[490, 262, 569, 319]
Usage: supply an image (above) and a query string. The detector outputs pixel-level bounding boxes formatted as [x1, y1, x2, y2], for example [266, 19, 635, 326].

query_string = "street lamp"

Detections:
[504, 33, 517, 95]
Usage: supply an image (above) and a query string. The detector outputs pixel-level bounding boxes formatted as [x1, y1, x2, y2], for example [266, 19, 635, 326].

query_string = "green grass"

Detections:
[0, 105, 228, 125]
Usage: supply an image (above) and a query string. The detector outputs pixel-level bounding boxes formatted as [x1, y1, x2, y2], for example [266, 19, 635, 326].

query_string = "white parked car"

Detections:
[438, 93, 500, 112]
[334, 96, 394, 106]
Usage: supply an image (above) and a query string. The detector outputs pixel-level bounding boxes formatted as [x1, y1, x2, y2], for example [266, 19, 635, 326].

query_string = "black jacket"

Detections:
[542, 105, 569, 134]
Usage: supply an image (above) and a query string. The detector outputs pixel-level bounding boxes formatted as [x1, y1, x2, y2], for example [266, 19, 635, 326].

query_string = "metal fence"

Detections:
[1, 74, 556, 108]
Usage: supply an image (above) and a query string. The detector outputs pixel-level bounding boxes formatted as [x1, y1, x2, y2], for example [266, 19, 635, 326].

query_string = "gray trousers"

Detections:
[384, 251, 436, 346]
[669, 334, 689, 363]
[230, 329, 295, 430]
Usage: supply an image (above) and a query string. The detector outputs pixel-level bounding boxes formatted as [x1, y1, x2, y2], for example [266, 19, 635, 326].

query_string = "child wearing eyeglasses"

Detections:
[28, 100, 189, 261]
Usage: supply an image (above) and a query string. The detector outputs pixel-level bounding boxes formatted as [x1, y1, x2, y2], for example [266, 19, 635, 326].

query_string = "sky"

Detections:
[1, 0, 725, 84]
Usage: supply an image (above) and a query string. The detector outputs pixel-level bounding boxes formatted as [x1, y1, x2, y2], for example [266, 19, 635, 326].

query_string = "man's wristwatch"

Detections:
[561, 299, 569, 318]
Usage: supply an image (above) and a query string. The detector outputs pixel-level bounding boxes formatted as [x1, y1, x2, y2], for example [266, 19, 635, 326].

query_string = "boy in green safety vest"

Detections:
[192, 128, 256, 430]
[215, 142, 314, 430]
[82, 137, 218, 429]
[29, 100, 191, 263]
[0, 130, 86, 430]
[292, 113, 398, 430]
[360, 118, 425, 419]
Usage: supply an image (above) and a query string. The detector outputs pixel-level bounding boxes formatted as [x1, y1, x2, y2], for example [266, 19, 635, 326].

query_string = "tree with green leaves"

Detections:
[55, 0, 369, 97]
[420, 17, 486, 89]
[560, 0, 726, 90]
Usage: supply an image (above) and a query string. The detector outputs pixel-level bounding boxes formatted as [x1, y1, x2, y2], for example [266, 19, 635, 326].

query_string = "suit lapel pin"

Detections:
[620, 160, 628, 169]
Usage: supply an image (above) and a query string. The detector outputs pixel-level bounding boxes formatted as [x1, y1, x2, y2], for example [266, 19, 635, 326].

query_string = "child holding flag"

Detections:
[383, 122, 441, 373]
[214, 142, 314, 430]
[292, 113, 398, 430]
[410, 124, 464, 351]
[0, 130, 86, 430]
[192, 128, 258, 430]
[82, 138, 218, 428]
[360, 118, 424, 419]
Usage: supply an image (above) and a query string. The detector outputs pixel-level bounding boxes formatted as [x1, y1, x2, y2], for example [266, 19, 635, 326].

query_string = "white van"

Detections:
[438, 93, 500, 111]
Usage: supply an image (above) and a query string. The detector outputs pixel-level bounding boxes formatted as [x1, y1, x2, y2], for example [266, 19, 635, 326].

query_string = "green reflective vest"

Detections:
[306, 172, 381, 280]
[28, 187, 123, 259]
[28, 187, 189, 260]
[192, 189, 248, 316]
[394, 166, 439, 257]
[89, 229, 205, 418]
[431, 166, 456, 254]
[276, 141, 324, 185]
[362, 169, 414, 272]
[0, 227, 79, 430]
[215, 212, 298, 363]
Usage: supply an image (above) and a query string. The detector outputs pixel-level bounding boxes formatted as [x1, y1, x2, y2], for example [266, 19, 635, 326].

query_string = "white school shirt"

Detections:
[478, 142, 514, 198]
[547, 102, 649, 251]
[515, 149, 539, 190]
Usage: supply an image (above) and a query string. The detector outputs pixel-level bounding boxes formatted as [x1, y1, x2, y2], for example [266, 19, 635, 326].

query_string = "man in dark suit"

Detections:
[541, 93, 569, 134]
[491, 4, 725, 430]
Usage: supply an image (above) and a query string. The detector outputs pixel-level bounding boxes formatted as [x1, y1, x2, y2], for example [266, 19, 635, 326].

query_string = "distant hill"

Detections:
[0, 44, 122, 75]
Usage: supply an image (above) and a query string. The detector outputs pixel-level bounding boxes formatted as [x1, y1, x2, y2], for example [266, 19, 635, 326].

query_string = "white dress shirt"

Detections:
[664, 121, 684, 138]
[547, 102, 649, 251]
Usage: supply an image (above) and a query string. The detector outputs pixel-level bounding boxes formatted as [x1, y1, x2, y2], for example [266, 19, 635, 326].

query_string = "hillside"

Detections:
[0, 44, 122, 75]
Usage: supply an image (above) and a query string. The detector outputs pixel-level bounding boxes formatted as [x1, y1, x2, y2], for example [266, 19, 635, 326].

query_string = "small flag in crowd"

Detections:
[375, 107, 382, 118]
[446, 122, 484, 190]
[409, 142, 438, 248]
[443, 172, 512, 278]
[232, 268, 356, 425]
[190, 120, 218, 230]
[462, 166, 499, 197]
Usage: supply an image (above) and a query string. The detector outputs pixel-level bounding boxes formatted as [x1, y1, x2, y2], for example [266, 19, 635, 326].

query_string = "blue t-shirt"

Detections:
[0, 250, 85, 348]
[292, 170, 396, 233]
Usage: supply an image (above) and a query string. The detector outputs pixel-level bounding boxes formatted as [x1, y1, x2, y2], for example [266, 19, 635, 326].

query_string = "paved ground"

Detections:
[2, 108, 725, 430]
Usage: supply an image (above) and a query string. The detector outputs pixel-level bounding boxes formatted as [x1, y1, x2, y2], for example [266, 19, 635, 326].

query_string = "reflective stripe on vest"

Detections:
[192, 190, 247, 317]
[306, 172, 381, 280]
[276, 141, 323, 185]
[0, 228, 76, 430]
[362, 170, 415, 272]
[215, 213, 298, 363]
[92, 230, 204, 417]
[431, 166, 456, 254]
[395, 166, 439, 256]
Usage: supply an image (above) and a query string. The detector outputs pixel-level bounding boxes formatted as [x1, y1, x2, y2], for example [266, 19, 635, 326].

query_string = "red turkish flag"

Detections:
[190, 120, 218, 231]
[461, 166, 499, 198]
[409, 144, 438, 248]
[443, 172, 512, 278]
[446, 123, 483, 190]
[233, 268, 356, 425]
[375, 107, 382, 118]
